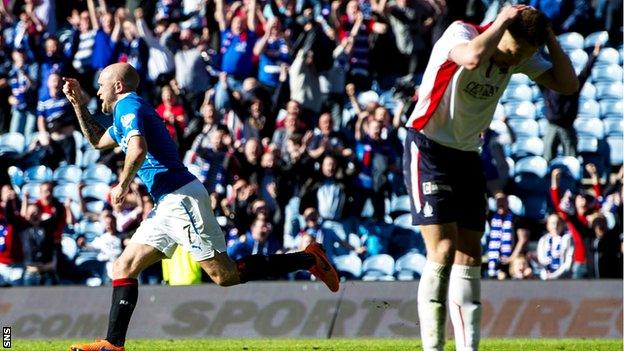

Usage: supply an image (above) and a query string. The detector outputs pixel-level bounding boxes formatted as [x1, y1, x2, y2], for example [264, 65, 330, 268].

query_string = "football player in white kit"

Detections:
[403, 5, 578, 351]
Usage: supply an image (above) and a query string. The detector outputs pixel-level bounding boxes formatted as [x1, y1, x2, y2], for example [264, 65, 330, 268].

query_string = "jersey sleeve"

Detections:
[436, 21, 478, 61]
[106, 126, 117, 143]
[117, 100, 144, 140]
[513, 52, 552, 80]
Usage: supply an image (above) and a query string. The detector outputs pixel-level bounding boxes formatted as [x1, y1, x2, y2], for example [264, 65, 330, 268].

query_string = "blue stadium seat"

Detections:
[531, 85, 542, 102]
[80, 149, 101, 168]
[332, 254, 362, 279]
[568, 49, 589, 74]
[508, 73, 530, 86]
[534, 100, 546, 118]
[489, 119, 510, 138]
[584, 31, 608, 50]
[577, 137, 599, 153]
[362, 254, 396, 281]
[501, 84, 532, 103]
[53, 165, 83, 184]
[514, 156, 548, 178]
[506, 119, 539, 138]
[578, 99, 600, 118]
[591, 64, 623, 83]
[487, 194, 525, 216]
[596, 82, 624, 100]
[511, 137, 544, 159]
[596, 47, 620, 66]
[82, 165, 113, 185]
[579, 82, 596, 101]
[61, 234, 78, 260]
[21, 183, 41, 202]
[603, 118, 623, 137]
[23, 165, 53, 184]
[607, 136, 623, 166]
[81, 183, 110, 202]
[538, 118, 549, 137]
[53, 184, 80, 203]
[574, 118, 605, 139]
[504, 101, 536, 119]
[390, 195, 411, 216]
[394, 252, 426, 280]
[599, 100, 623, 118]
[393, 213, 413, 230]
[0, 132, 26, 153]
[558, 32, 584, 50]
[550, 156, 583, 180]
[85, 200, 106, 213]
[8, 166, 23, 193]
[79, 220, 105, 235]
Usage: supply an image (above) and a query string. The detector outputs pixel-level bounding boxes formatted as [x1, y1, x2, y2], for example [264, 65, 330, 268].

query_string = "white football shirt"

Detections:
[406, 21, 552, 151]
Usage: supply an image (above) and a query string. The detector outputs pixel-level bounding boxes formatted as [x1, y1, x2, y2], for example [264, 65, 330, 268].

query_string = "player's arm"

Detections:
[533, 27, 579, 95]
[449, 5, 528, 70]
[111, 135, 147, 205]
[62, 77, 117, 150]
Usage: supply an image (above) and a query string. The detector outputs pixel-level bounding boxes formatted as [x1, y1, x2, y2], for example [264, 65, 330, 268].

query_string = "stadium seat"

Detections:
[8, 166, 23, 193]
[21, 183, 41, 201]
[389, 195, 411, 216]
[514, 156, 548, 178]
[332, 254, 362, 279]
[85, 200, 106, 213]
[579, 82, 596, 101]
[534, 100, 546, 118]
[550, 156, 582, 180]
[487, 194, 525, 216]
[599, 100, 623, 118]
[82, 165, 113, 185]
[81, 183, 110, 202]
[531, 85, 542, 102]
[505, 157, 515, 176]
[489, 119, 510, 138]
[558, 32, 584, 50]
[577, 137, 599, 153]
[607, 136, 624, 166]
[61, 234, 79, 260]
[596, 47, 620, 66]
[394, 252, 426, 280]
[508, 73, 530, 86]
[506, 119, 539, 138]
[584, 31, 608, 50]
[501, 84, 532, 103]
[591, 64, 623, 83]
[537, 118, 549, 137]
[397, 127, 407, 144]
[596, 82, 624, 100]
[511, 137, 544, 159]
[81, 149, 101, 168]
[362, 254, 396, 281]
[578, 99, 601, 118]
[393, 213, 413, 229]
[504, 101, 536, 119]
[53, 184, 80, 203]
[0, 132, 26, 153]
[79, 220, 105, 235]
[568, 49, 589, 74]
[53, 165, 83, 184]
[574, 118, 605, 139]
[23, 165, 53, 184]
[603, 118, 623, 137]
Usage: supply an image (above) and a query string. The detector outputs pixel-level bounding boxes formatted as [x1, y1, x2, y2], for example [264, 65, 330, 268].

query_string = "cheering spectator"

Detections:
[34, 37, 68, 100]
[536, 213, 575, 280]
[156, 84, 187, 144]
[254, 18, 290, 92]
[227, 216, 281, 260]
[215, 0, 258, 83]
[509, 254, 535, 280]
[307, 112, 351, 160]
[134, 7, 175, 86]
[0, 186, 24, 286]
[8, 48, 38, 139]
[486, 192, 515, 279]
[300, 154, 349, 221]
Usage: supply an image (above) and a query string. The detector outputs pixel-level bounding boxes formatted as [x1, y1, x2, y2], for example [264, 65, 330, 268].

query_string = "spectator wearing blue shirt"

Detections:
[227, 216, 281, 260]
[254, 18, 290, 91]
[35, 37, 68, 100]
[529, 0, 590, 34]
[112, 20, 149, 94]
[91, 7, 116, 73]
[8, 49, 38, 140]
[36, 73, 76, 164]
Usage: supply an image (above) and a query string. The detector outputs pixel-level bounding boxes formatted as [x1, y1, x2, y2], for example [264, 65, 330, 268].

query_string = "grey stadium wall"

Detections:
[0, 281, 621, 339]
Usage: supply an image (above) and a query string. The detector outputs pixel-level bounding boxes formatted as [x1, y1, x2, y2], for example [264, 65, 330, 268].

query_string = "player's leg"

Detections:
[69, 243, 166, 351]
[448, 228, 483, 351]
[419, 223, 457, 351]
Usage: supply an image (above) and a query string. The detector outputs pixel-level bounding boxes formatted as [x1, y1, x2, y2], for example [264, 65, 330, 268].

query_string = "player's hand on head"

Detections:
[497, 5, 529, 25]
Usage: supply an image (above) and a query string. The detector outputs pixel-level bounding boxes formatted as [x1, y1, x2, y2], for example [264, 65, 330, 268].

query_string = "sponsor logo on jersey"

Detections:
[121, 113, 136, 128]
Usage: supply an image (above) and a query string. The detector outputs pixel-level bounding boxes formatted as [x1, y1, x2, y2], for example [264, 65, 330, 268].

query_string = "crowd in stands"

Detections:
[0, 0, 622, 286]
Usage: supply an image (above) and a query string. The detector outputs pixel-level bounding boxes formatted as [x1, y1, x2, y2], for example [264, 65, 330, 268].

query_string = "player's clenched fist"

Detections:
[62, 77, 89, 106]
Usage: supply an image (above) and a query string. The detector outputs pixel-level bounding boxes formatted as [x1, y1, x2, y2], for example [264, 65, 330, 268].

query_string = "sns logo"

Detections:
[3, 326, 10, 348]
[121, 113, 136, 128]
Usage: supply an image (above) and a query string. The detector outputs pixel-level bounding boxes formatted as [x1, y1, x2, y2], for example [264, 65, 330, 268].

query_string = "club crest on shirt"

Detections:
[121, 113, 136, 128]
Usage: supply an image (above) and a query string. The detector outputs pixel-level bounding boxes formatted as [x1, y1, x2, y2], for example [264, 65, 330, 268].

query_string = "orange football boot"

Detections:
[305, 242, 340, 292]
[69, 339, 125, 351]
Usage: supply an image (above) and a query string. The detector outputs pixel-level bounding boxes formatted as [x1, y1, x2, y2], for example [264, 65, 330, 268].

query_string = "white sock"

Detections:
[418, 260, 451, 351]
[448, 264, 482, 351]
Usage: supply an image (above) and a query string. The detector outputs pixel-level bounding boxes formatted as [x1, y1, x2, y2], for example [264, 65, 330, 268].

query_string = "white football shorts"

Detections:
[130, 179, 226, 261]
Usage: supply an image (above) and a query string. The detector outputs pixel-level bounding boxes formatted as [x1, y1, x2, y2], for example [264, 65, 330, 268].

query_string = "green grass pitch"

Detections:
[7, 339, 622, 351]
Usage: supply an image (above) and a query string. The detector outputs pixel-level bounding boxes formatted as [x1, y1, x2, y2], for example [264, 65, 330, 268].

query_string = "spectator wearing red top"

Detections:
[0, 186, 24, 286]
[550, 165, 602, 278]
[33, 182, 65, 244]
[156, 85, 187, 144]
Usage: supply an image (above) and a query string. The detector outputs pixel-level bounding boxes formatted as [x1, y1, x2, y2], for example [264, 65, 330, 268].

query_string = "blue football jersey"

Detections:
[107, 92, 195, 202]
